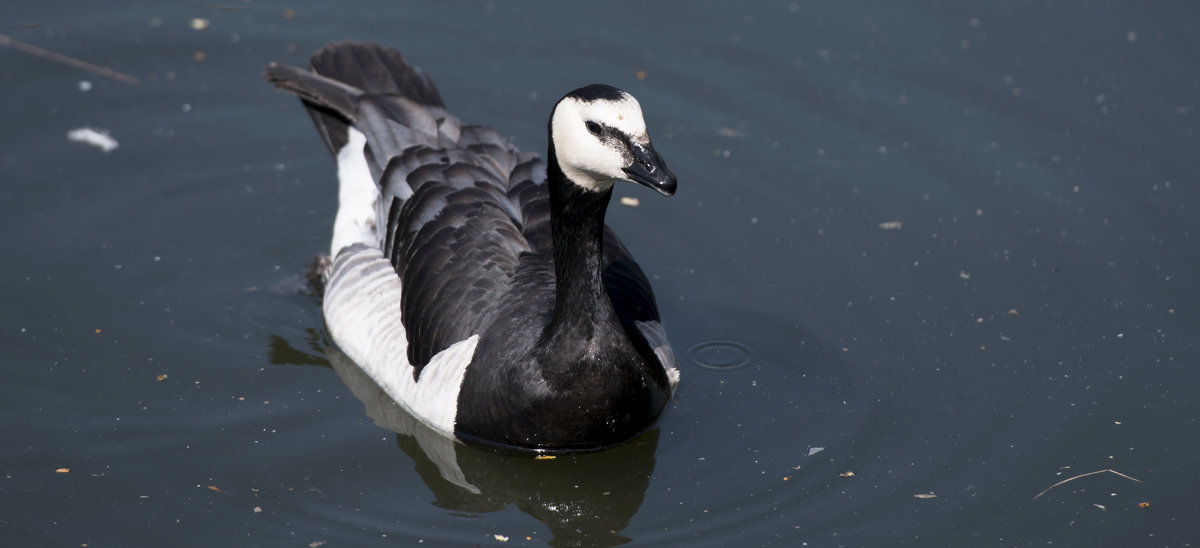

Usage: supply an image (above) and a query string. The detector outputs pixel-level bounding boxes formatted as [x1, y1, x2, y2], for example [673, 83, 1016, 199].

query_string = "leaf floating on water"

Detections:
[56, 468, 70, 474]
[534, 455, 556, 460]
[156, 374, 168, 382]
[207, 485, 222, 493]
[839, 471, 855, 478]
[1138, 501, 1150, 508]
[913, 492, 938, 499]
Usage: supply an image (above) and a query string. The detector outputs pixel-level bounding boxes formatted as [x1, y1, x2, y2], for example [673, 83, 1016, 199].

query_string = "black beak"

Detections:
[622, 142, 677, 197]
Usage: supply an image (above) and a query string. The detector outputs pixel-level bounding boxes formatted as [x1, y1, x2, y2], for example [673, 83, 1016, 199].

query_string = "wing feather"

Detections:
[268, 42, 552, 376]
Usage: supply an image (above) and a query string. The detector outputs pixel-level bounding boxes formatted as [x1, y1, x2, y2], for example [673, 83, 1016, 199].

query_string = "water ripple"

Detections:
[686, 339, 755, 372]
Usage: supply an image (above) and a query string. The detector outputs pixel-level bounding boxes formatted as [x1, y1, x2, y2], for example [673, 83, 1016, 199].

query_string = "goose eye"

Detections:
[585, 121, 602, 136]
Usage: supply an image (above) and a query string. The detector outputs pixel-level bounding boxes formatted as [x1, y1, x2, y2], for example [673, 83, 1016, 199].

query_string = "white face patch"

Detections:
[550, 92, 650, 192]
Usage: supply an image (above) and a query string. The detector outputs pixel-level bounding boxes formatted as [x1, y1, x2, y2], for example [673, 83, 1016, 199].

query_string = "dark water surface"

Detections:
[3, 1, 1198, 546]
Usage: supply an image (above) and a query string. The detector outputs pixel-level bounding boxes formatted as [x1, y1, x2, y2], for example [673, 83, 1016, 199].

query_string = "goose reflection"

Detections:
[270, 335, 659, 547]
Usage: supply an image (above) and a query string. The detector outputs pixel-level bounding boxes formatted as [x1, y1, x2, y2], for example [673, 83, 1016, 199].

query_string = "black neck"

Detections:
[543, 145, 619, 348]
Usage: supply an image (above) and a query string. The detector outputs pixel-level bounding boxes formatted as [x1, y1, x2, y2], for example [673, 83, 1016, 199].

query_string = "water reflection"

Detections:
[270, 336, 659, 547]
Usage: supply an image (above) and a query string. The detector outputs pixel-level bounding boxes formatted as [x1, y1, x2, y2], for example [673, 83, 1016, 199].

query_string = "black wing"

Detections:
[602, 230, 664, 355]
[267, 42, 548, 375]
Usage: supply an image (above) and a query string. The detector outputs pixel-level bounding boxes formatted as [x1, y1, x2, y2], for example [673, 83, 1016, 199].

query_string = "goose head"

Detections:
[549, 85, 677, 196]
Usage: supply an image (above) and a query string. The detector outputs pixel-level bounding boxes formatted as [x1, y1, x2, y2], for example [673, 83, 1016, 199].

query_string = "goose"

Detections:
[266, 41, 679, 452]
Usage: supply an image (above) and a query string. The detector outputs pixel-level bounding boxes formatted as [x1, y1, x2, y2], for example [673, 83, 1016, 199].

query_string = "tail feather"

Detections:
[265, 62, 361, 155]
[308, 41, 444, 107]
[265, 41, 447, 157]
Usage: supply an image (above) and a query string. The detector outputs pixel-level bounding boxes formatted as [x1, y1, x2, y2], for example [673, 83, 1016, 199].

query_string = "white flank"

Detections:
[324, 244, 479, 434]
[331, 128, 380, 257]
[635, 320, 680, 391]
[67, 127, 118, 153]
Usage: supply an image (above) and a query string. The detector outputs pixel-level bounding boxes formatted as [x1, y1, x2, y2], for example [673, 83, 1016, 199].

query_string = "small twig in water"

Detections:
[0, 33, 139, 85]
[1033, 468, 1142, 500]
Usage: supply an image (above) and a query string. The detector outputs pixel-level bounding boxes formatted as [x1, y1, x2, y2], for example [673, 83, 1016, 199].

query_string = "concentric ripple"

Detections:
[686, 339, 754, 372]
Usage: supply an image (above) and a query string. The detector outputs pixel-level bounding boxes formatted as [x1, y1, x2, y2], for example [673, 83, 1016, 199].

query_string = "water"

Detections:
[3, 0, 1198, 545]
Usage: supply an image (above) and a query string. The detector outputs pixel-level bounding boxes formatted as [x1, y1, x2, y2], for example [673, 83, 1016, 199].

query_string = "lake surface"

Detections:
[3, 1, 1198, 546]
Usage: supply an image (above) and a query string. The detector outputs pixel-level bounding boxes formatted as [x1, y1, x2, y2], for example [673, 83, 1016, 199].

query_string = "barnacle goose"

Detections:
[266, 41, 679, 452]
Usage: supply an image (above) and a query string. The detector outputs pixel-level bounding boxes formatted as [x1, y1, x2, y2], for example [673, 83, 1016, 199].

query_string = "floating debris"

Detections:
[619, 196, 639, 207]
[493, 534, 510, 542]
[534, 455, 556, 460]
[807, 446, 824, 456]
[839, 471, 855, 478]
[1033, 468, 1142, 500]
[56, 467, 70, 474]
[68, 127, 119, 153]
[190, 18, 210, 30]
[156, 374, 168, 382]
[878, 220, 903, 231]
[913, 492, 938, 499]
[0, 33, 139, 84]
[207, 485, 222, 493]
[1138, 501, 1150, 508]
[1093, 503, 1107, 511]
